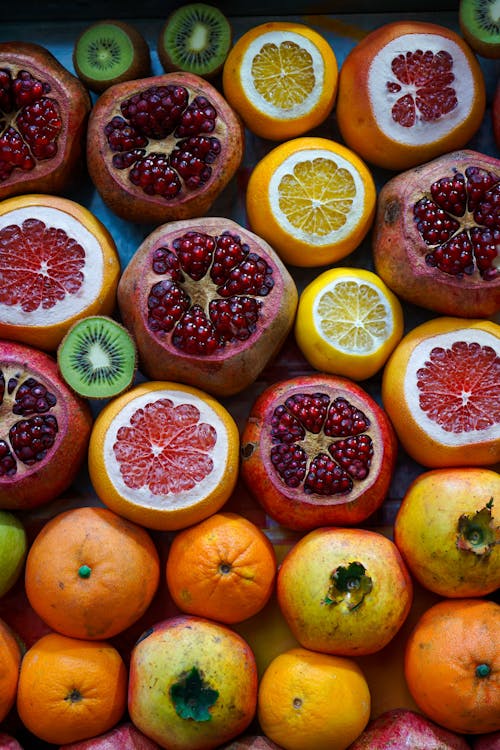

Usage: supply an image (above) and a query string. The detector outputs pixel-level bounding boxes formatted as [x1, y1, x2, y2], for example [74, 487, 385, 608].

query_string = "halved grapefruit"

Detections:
[88, 380, 240, 531]
[381, 317, 500, 468]
[0, 194, 121, 351]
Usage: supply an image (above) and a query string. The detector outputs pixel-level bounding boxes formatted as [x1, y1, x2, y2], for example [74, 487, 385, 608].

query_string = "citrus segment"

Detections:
[88, 381, 240, 530]
[246, 138, 376, 267]
[382, 317, 500, 467]
[336, 21, 486, 170]
[295, 267, 404, 380]
[223, 22, 337, 140]
[0, 194, 121, 351]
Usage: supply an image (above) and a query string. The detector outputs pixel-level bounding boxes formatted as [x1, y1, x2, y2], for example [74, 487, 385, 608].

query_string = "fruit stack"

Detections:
[0, 2, 499, 749]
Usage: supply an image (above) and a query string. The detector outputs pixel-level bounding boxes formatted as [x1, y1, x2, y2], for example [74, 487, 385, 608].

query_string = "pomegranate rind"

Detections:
[117, 217, 298, 397]
[336, 21, 486, 171]
[348, 708, 471, 750]
[86, 71, 245, 225]
[0, 42, 91, 200]
[0, 194, 121, 351]
[493, 82, 500, 151]
[240, 374, 398, 531]
[372, 150, 500, 318]
[0, 339, 93, 510]
[88, 380, 240, 531]
[381, 317, 500, 468]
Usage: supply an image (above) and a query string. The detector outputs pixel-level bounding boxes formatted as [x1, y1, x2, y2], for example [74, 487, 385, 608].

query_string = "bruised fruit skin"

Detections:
[0, 42, 91, 200]
[277, 527, 413, 657]
[0, 339, 93, 510]
[347, 708, 470, 749]
[86, 71, 244, 224]
[240, 374, 398, 530]
[117, 217, 298, 396]
[373, 149, 500, 318]
[394, 468, 500, 598]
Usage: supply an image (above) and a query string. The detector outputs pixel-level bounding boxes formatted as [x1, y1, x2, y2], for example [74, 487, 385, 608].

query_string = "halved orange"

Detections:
[0, 194, 121, 351]
[295, 267, 404, 381]
[246, 137, 376, 268]
[381, 317, 500, 468]
[336, 21, 486, 171]
[88, 380, 240, 531]
[222, 21, 337, 141]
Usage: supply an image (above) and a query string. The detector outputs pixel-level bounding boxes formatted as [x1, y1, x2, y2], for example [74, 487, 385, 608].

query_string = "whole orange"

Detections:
[394, 468, 500, 598]
[0, 617, 22, 723]
[16, 632, 128, 745]
[128, 614, 258, 750]
[257, 646, 371, 750]
[336, 21, 486, 170]
[24, 505, 160, 640]
[166, 511, 277, 624]
[277, 527, 413, 656]
[404, 598, 500, 735]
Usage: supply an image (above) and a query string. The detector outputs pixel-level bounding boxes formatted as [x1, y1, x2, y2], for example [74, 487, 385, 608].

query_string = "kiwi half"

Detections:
[158, 3, 232, 79]
[459, 0, 500, 59]
[58, 316, 137, 400]
[73, 20, 151, 93]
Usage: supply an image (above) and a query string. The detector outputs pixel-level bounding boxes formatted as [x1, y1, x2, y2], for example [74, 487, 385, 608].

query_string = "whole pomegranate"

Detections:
[86, 72, 244, 224]
[0, 339, 93, 510]
[117, 217, 298, 396]
[372, 149, 500, 318]
[240, 374, 397, 530]
[347, 708, 470, 749]
[0, 42, 91, 200]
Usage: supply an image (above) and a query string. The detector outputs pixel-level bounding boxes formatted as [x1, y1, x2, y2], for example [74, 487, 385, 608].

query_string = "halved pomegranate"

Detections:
[0, 339, 93, 510]
[86, 72, 244, 224]
[240, 374, 397, 531]
[0, 41, 91, 200]
[372, 149, 500, 318]
[117, 217, 298, 396]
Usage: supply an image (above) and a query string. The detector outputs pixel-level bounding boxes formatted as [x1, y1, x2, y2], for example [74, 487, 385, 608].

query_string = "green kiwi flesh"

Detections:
[459, 0, 500, 59]
[73, 20, 151, 92]
[58, 316, 137, 399]
[158, 3, 232, 78]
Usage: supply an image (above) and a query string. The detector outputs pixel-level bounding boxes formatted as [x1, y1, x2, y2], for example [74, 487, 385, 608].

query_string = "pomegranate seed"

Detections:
[172, 231, 215, 280]
[218, 252, 274, 297]
[105, 116, 148, 152]
[324, 397, 371, 436]
[129, 153, 181, 199]
[171, 304, 219, 355]
[283, 393, 330, 434]
[271, 442, 307, 488]
[175, 96, 216, 137]
[148, 279, 189, 332]
[271, 405, 306, 444]
[329, 435, 374, 480]
[211, 233, 248, 285]
[10, 414, 58, 465]
[152, 247, 183, 279]
[0, 440, 16, 477]
[209, 295, 261, 342]
[305, 453, 353, 495]
[120, 85, 189, 139]
[0, 126, 35, 180]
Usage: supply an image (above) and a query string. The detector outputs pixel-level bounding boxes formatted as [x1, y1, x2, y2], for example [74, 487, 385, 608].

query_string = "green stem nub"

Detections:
[475, 663, 491, 679]
[170, 666, 219, 722]
[78, 564, 92, 578]
[323, 561, 372, 610]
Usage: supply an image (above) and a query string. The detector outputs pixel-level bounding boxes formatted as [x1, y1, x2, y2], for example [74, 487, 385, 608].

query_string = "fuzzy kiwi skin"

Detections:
[157, 3, 233, 80]
[73, 19, 151, 93]
[459, 0, 500, 59]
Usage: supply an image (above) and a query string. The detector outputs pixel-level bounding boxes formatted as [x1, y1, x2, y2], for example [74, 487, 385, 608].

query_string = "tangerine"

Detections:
[24, 505, 160, 640]
[166, 511, 277, 624]
[16, 632, 128, 745]
[404, 598, 500, 735]
[88, 380, 240, 531]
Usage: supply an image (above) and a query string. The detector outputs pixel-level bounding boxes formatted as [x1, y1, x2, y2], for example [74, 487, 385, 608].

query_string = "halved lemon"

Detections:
[222, 21, 338, 140]
[295, 267, 404, 381]
[88, 380, 240, 531]
[246, 137, 377, 267]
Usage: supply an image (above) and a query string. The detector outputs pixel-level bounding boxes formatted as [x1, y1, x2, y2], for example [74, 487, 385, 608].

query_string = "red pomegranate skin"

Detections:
[0, 734, 23, 750]
[117, 217, 298, 397]
[347, 708, 470, 749]
[219, 737, 284, 750]
[472, 731, 500, 750]
[0, 42, 91, 200]
[240, 374, 398, 531]
[372, 149, 500, 318]
[493, 83, 500, 152]
[86, 71, 244, 225]
[58, 721, 162, 749]
[0, 339, 93, 510]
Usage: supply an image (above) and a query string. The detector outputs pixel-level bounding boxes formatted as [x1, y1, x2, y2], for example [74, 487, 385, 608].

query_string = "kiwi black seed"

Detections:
[158, 2, 232, 79]
[57, 316, 137, 400]
[73, 19, 151, 93]
[459, 0, 500, 59]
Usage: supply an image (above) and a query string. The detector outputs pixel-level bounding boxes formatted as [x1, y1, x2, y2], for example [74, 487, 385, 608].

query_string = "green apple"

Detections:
[0, 510, 28, 598]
